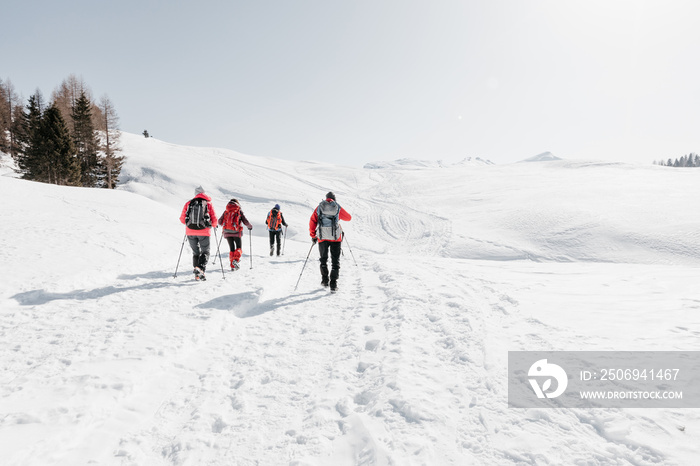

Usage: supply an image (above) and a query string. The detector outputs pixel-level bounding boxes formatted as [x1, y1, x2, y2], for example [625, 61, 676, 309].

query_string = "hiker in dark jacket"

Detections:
[218, 199, 252, 270]
[266, 204, 288, 257]
[179, 186, 217, 280]
[309, 192, 351, 291]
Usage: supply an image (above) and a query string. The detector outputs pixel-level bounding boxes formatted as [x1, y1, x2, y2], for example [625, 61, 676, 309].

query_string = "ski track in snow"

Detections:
[2, 138, 700, 465]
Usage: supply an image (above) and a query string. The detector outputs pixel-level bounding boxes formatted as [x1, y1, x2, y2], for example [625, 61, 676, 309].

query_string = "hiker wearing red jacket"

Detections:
[180, 186, 217, 280]
[218, 198, 252, 271]
[309, 191, 352, 292]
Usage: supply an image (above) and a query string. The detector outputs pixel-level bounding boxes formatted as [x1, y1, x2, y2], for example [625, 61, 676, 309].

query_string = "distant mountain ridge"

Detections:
[520, 152, 562, 162]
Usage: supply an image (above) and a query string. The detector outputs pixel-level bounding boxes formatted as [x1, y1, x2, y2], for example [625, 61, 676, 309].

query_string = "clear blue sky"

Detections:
[4, 0, 700, 166]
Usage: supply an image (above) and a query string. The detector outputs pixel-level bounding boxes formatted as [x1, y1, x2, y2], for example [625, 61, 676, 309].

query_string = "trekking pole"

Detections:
[213, 231, 224, 264]
[249, 228, 253, 269]
[173, 233, 187, 278]
[294, 242, 316, 291]
[213, 227, 225, 279]
[343, 234, 358, 266]
[282, 226, 287, 255]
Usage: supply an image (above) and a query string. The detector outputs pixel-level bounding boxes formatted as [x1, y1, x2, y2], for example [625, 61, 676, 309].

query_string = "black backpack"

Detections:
[185, 198, 211, 230]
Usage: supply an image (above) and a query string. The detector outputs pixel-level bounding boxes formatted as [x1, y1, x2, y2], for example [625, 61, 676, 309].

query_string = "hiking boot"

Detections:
[321, 276, 329, 287]
[330, 269, 339, 290]
[194, 266, 205, 281]
[231, 261, 240, 271]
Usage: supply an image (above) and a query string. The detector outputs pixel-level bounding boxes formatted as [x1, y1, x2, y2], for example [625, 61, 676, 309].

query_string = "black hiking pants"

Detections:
[318, 240, 341, 284]
[188, 235, 210, 271]
[226, 236, 242, 252]
[269, 230, 282, 255]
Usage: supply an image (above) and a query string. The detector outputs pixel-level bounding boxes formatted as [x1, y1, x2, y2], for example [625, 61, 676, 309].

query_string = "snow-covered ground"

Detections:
[1, 133, 699, 465]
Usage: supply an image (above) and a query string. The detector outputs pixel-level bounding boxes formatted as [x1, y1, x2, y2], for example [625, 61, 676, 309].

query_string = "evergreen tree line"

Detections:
[0, 75, 124, 188]
[653, 154, 700, 168]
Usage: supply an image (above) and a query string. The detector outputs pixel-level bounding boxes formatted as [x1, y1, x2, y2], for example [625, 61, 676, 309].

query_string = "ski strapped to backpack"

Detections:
[316, 200, 342, 241]
[185, 198, 211, 230]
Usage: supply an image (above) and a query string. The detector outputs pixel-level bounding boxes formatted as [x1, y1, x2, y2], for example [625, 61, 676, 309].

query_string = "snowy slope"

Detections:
[363, 157, 493, 169]
[1, 134, 700, 465]
[0, 152, 20, 177]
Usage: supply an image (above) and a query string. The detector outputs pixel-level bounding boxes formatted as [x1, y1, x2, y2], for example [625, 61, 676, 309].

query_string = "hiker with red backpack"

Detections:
[180, 186, 218, 281]
[218, 199, 253, 270]
[309, 192, 351, 292]
[266, 204, 288, 257]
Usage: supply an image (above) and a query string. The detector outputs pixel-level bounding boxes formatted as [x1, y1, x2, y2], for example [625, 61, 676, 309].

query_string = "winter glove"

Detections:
[311, 237, 318, 244]
[248, 226, 252, 230]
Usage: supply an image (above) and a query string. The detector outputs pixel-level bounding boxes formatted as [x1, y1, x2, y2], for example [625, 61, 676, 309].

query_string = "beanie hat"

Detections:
[274, 204, 280, 210]
[195, 185, 205, 195]
[326, 191, 336, 201]
[229, 198, 239, 206]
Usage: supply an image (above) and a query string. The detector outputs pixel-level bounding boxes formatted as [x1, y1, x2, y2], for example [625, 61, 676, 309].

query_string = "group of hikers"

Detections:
[179, 186, 351, 292]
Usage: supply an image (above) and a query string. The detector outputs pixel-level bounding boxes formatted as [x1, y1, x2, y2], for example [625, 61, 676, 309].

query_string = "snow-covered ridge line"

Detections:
[519, 151, 562, 162]
[364, 156, 494, 169]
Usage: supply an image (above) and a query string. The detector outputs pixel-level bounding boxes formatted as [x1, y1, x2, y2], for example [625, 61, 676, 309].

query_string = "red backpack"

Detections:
[222, 204, 242, 233]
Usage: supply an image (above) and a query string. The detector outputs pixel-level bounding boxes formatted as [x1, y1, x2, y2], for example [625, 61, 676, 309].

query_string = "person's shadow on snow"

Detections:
[195, 290, 326, 318]
[12, 271, 197, 305]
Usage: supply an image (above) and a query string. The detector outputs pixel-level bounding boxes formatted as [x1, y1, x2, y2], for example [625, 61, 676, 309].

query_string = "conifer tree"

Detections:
[52, 75, 104, 136]
[17, 92, 46, 179]
[657, 154, 700, 167]
[43, 103, 80, 185]
[20, 97, 79, 186]
[71, 91, 100, 186]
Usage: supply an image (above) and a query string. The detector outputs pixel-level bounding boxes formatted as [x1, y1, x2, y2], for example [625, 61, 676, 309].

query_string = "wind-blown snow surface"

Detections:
[2, 133, 700, 465]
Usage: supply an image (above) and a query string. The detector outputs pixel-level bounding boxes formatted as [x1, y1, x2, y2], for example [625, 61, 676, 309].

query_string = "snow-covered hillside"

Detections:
[2, 134, 699, 465]
[520, 152, 562, 162]
[363, 157, 494, 169]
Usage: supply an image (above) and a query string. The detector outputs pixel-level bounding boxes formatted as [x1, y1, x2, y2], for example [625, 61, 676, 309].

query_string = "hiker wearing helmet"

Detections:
[266, 204, 288, 257]
[218, 199, 253, 270]
[309, 192, 352, 292]
[180, 186, 218, 281]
